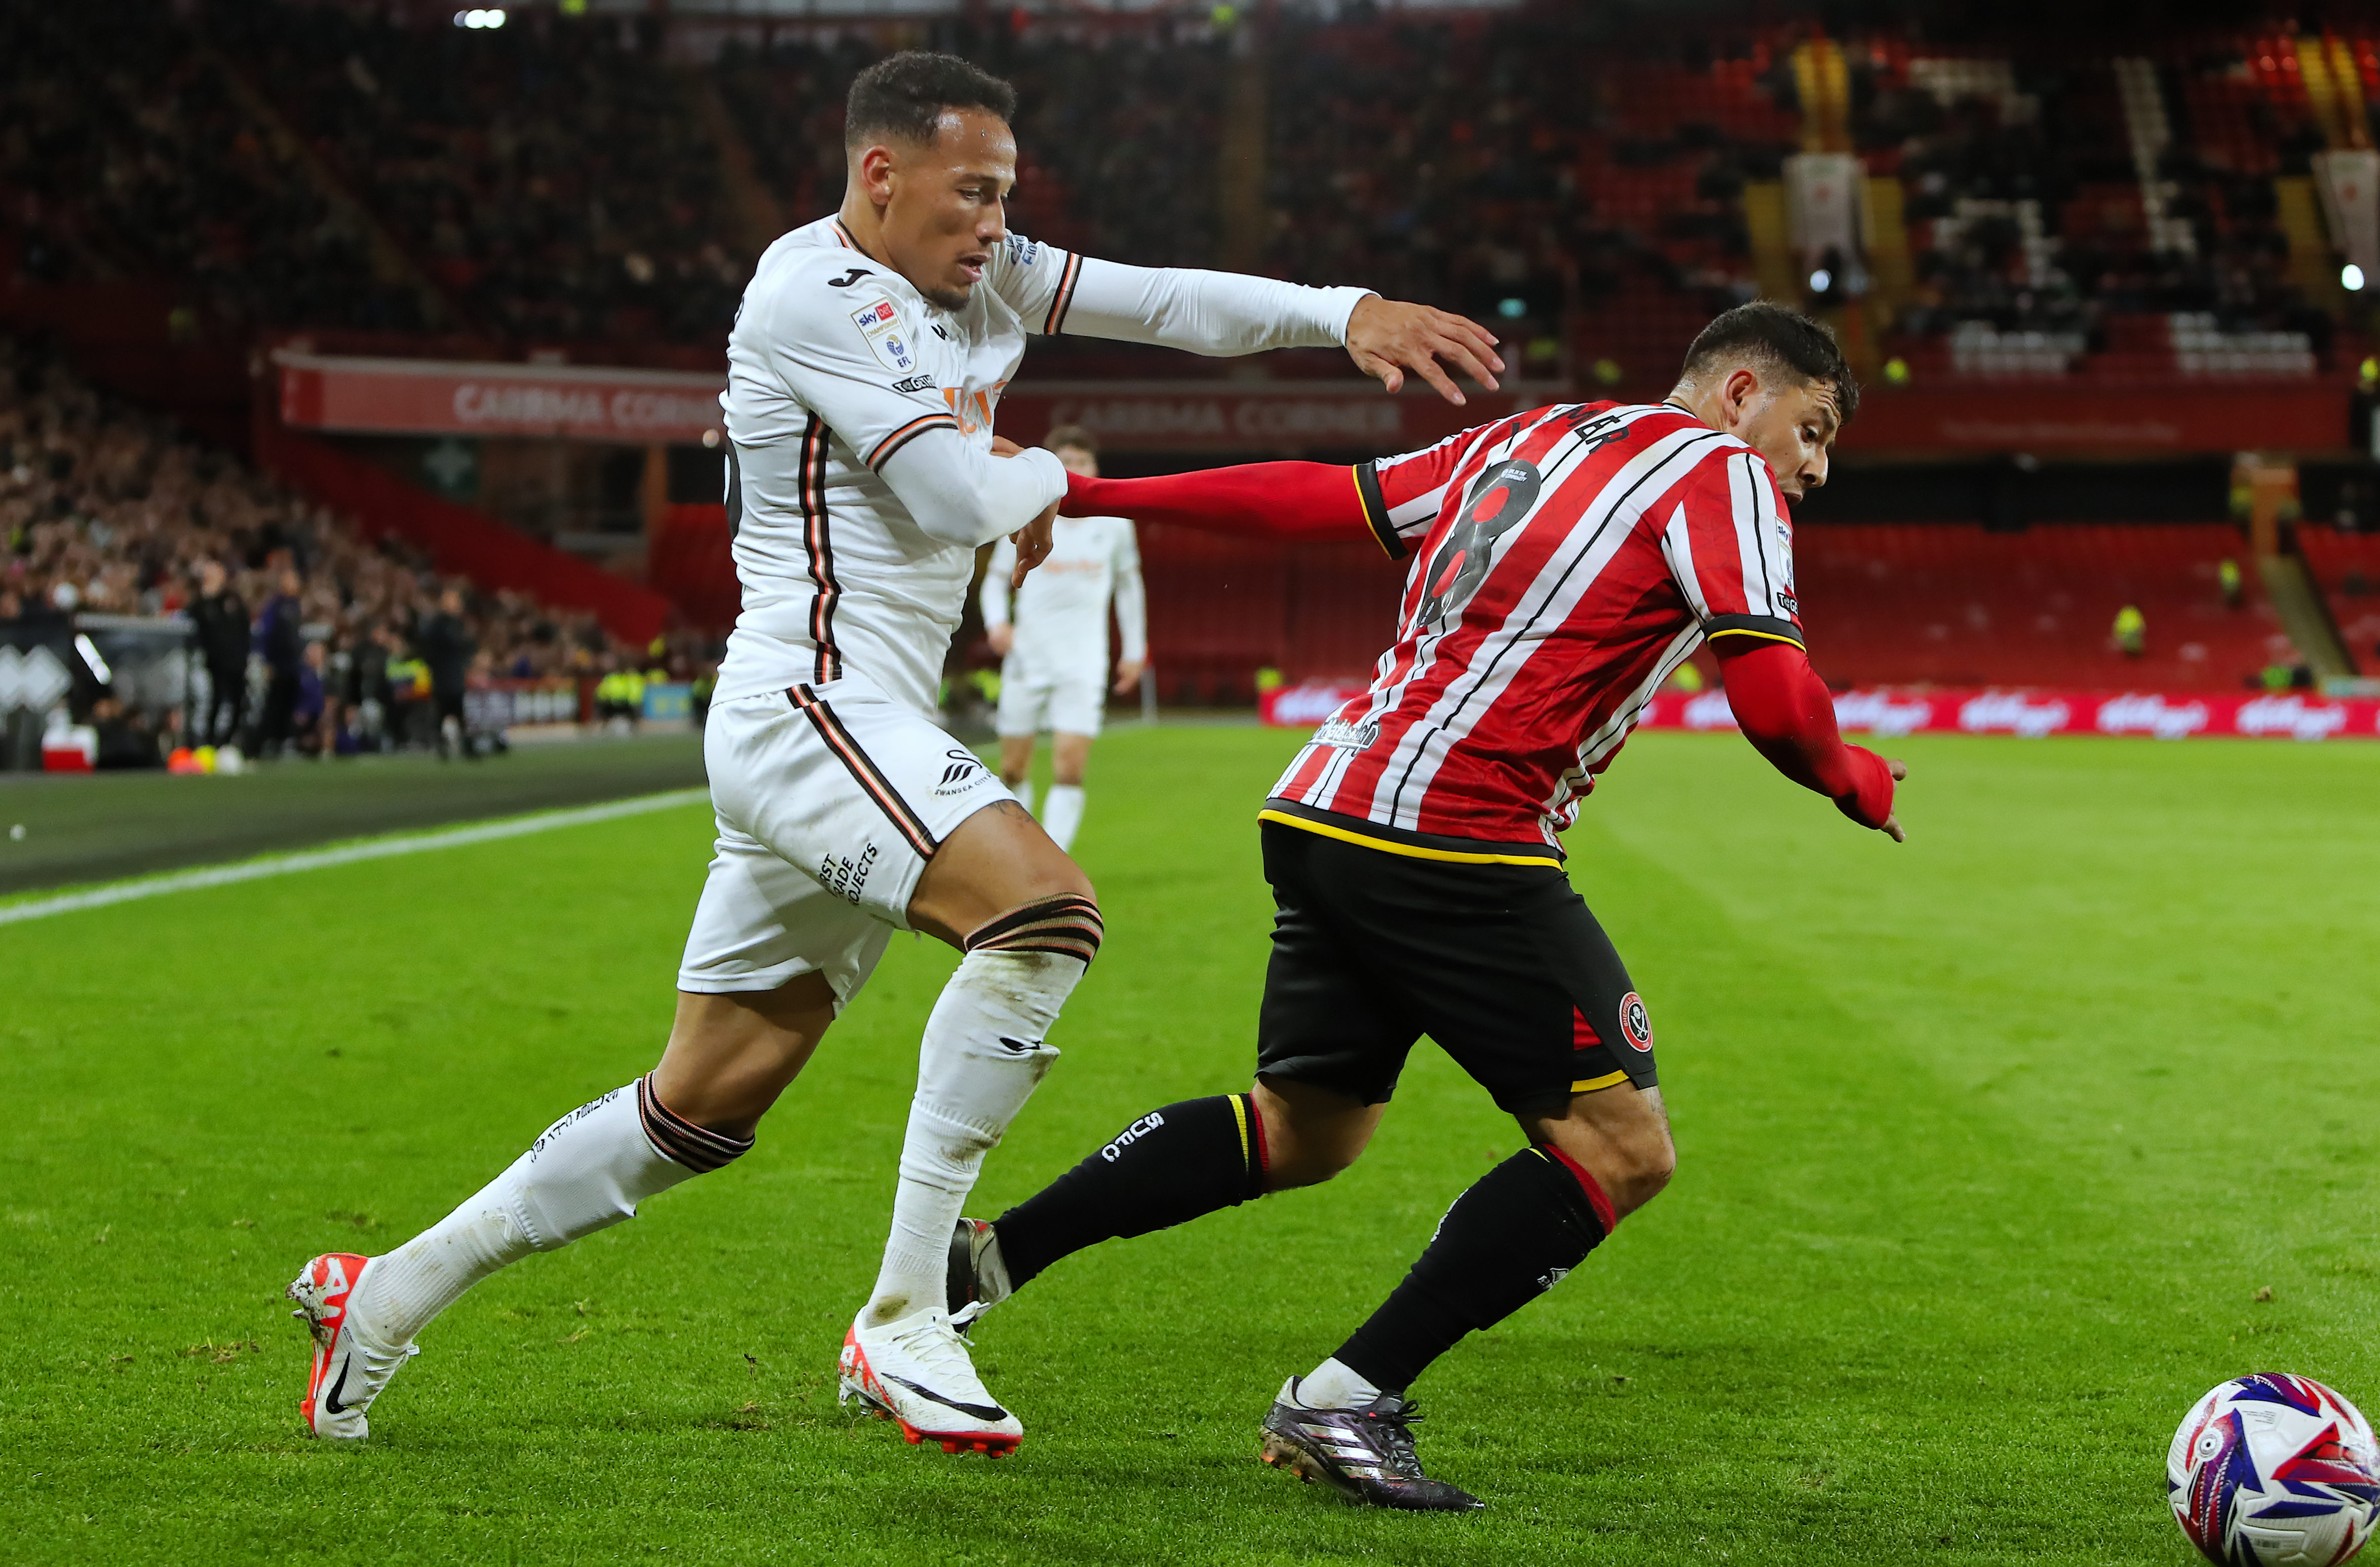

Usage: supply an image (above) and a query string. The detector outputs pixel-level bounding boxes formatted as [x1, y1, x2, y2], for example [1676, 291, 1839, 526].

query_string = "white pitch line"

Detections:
[0, 786, 711, 927]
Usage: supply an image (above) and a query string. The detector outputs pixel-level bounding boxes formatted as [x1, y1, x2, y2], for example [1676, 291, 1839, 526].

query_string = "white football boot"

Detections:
[838, 1305, 1024, 1456]
[286, 1252, 418, 1443]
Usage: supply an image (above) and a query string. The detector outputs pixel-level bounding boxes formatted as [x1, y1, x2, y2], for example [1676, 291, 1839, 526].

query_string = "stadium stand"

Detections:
[7, 4, 2371, 380]
[6, 2, 2379, 711]
[0, 0, 423, 333]
[2300, 524, 2380, 670]
[1792, 523, 2288, 692]
[0, 335, 674, 758]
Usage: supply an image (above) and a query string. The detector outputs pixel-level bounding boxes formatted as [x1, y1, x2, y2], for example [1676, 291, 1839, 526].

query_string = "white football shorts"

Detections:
[677, 679, 1012, 1004]
[995, 659, 1107, 739]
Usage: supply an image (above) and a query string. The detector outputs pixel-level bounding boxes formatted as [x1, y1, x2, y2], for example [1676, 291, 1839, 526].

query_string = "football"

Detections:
[2169, 1374, 2380, 1566]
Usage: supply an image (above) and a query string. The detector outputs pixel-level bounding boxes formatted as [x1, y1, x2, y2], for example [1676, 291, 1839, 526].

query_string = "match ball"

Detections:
[2169, 1374, 2380, 1566]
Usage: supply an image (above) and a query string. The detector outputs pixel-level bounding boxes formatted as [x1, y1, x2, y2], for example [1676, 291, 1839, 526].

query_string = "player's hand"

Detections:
[987, 624, 1014, 656]
[1345, 295, 1506, 407]
[1010, 501, 1059, 588]
[1879, 757, 1909, 843]
[1112, 657, 1144, 696]
[990, 436, 1025, 458]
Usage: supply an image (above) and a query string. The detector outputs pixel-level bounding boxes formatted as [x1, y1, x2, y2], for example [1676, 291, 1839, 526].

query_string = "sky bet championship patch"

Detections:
[851, 298, 916, 374]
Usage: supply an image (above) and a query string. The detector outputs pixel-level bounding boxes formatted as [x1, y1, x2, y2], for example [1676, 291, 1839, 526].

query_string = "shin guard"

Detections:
[864, 896, 1101, 1323]
[1334, 1145, 1613, 1394]
[355, 1076, 751, 1344]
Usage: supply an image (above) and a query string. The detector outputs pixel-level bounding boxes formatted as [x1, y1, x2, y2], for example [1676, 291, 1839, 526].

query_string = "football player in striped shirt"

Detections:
[283, 50, 1503, 1459]
[943, 303, 1904, 1508]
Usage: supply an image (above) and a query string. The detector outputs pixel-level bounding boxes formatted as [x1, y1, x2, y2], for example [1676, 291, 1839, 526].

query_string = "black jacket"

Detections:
[188, 590, 250, 671]
[415, 613, 476, 697]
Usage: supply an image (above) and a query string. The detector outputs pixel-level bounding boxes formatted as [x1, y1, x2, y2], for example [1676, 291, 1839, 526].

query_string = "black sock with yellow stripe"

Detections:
[992, 1093, 1269, 1289]
[1334, 1144, 1614, 1394]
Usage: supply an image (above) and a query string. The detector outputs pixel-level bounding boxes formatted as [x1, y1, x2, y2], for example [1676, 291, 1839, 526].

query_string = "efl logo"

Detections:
[1618, 992, 1654, 1052]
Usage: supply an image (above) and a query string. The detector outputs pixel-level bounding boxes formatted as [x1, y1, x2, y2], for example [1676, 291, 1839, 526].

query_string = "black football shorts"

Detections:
[1253, 816, 1658, 1113]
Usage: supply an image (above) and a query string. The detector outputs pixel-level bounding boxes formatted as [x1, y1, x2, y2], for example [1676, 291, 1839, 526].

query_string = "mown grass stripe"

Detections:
[0, 786, 710, 926]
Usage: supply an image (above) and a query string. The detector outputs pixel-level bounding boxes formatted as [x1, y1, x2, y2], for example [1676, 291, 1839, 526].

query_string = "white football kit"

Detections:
[293, 213, 1384, 1453]
[679, 215, 1370, 1001]
[982, 515, 1145, 739]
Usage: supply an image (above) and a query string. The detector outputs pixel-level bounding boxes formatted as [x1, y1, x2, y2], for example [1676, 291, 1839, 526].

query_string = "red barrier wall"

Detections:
[649, 503, 740, 632]
[252, 422, 675, 646]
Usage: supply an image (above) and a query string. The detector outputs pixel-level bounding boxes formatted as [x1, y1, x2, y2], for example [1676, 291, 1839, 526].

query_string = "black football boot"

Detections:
[1258, 1378, 1485, 1511]
[946, 1218, 1010, 1332]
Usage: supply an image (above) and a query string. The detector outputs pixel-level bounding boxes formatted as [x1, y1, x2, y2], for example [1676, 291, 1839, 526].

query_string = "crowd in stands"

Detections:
[0, 0, 420, 333]
[208, 2, 749, 350]
[716, 21, 1223, 271]
[0, 337, 665, 765]
[4, 0, 2373, 382]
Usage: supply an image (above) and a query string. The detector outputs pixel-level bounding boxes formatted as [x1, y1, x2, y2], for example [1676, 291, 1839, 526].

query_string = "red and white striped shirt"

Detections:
[1265, 400, 1803, 858]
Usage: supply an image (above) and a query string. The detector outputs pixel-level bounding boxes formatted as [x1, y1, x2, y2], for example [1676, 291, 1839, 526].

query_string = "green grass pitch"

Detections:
[5, 725, 2377, 1565]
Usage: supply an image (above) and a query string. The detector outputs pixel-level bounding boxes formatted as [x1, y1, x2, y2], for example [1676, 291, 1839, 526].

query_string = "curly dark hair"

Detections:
[1679, 303, 1859, 424]
[844, 52, 1018, 149]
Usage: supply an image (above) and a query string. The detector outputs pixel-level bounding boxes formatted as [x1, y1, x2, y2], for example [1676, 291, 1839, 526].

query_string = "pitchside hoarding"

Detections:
[1260, 681, 2380, 742]
[274, 353, 2353, 456]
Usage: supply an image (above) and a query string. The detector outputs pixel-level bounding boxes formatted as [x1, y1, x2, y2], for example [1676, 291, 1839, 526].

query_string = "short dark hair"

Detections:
[1678, 303, 1858, 425]
[844, 52, 1017, 150]
[1044, 424, 1097, 457]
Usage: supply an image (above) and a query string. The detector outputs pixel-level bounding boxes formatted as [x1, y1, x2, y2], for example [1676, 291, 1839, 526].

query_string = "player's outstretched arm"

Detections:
[1712, 638, 1907, 842]
[1342, 295, 1506, 407]
[1016, 249, 1503, 406]
[1057, 464, 1370, 543]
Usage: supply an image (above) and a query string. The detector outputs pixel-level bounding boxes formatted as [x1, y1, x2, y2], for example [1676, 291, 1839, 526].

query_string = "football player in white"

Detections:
[287, 50, 1503, 1458]
[981, 425, 1143, 853]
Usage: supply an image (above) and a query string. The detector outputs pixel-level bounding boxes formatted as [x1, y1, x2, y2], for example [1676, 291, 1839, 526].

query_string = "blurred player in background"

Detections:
[980, 425, 1145, 852]
[285, 50, 1503, 1460]
[945, 303, 1905, 1509]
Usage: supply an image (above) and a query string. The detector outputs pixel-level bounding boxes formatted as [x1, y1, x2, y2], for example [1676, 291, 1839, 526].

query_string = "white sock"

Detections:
[866, 899, 1101, 1325]
[1297, 1357, 1383, 1410]
[353, 1077, 748, 1345]
[1042, 784, 1086, 852]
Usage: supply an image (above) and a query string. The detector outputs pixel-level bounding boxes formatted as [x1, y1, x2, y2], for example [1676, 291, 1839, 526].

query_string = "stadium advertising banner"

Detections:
[1838, 383, 2350, 454]
[275, 356, 1524, 453]
[1260, 680, 2380, 742]
[276, 352, 726, 445]
[272, 355, 2345, 458]
[997, 383, 1529, 453]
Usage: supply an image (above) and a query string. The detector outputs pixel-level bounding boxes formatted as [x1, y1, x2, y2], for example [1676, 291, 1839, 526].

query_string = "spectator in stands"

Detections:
[291, 637, 331, 758]
[188, 558, 251, 747]
[415, 586, 477, 759]
[2114, 604, 2146, 658]
[0, 338, 646, 756]
[348, 624, 392, 752]
[254, 567, 306, 756]
[381, 623, 428, 751]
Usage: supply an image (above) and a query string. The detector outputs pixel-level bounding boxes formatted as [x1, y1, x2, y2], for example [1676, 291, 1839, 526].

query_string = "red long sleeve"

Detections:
[1058, 463, 1369, 543]
[1712, 640, 1896, 829]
